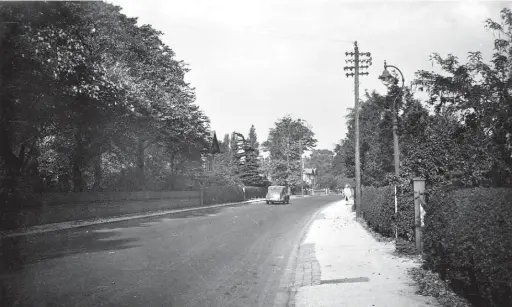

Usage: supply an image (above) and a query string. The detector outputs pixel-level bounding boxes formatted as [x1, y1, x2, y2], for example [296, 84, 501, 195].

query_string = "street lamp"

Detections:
[379, 60, 405, 239]
[378, 60, 404, 178]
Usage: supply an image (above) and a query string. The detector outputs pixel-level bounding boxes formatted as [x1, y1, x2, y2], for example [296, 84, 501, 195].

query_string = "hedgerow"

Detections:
[244, 186, 268, 199]
[203, 186, 245, 205]
[423, 187, 512, 307]
[361, 186, 395, 237]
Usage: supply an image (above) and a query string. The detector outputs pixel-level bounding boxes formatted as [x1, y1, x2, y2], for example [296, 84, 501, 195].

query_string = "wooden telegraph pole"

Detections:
[344, 41, 371, 217]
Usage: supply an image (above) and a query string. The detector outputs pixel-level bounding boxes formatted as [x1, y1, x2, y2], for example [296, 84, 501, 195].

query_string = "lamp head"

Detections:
[379, 68, 396, 87]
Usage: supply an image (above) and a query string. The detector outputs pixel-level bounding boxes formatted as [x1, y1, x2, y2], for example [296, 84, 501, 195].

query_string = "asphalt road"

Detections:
[1, 195, 341, 307]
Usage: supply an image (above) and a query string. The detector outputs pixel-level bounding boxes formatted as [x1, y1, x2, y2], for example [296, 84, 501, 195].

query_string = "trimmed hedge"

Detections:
[361, 186, 395, 237]
[245, 186, 267, 199]
[361, 184, 415, 241]
[423, 187, 512, 307]
[396, 182, 415, 241]
[203, 186, 244, 205]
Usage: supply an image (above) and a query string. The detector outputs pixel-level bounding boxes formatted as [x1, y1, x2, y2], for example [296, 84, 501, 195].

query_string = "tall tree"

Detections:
[0, 1, 211, 210]
[248, 125, 259, 155]
[262, 116, 317, 189]
[233, 127, 267, 186]
[339, 91, 395, 187]
[221, 133, 230, 153]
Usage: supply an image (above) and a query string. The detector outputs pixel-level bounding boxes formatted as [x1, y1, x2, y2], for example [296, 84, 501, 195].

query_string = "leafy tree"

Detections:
[0, 1, 211, 214]
[221, 133, 230, 153]
[262, 116, 317, 190]
[230, 131, 267, 186]
[229, 132, 238, 156]
[332, 142, 348, 178]
[248, 125, 259, 155]
[338, 91, 395, 187]
[413, 7, 512, 186]
[305, 149, 336, 188]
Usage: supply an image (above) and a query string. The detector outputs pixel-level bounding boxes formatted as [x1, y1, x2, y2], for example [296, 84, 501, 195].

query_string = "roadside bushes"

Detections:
[203, 185, 244, 205]
[361, 183, 415, 241]
[396, 180, 415, 241]
[423, 187, 512, 307]
[361, 186, 395, 237]
[244, 186, 267, 199]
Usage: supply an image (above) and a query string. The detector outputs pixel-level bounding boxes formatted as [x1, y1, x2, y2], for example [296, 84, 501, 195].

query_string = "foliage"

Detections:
[203, 185, 244, 205]
[409, 267, 473, 307]
[248, 125, 259, 156]
[422, 187, 512, 307]
[305, 149, 336, 188]
[336, 91, 395, 187]
[236, 127, 268, 186]
[360, 186, 395, 237]
[332, 142, 348, 177]
[207, 137, 241, 187]
[414, 8, 512, 186]
[0, 1, 211, 214]
[262, 115, 317, 188]
[244, 186, 268, 199]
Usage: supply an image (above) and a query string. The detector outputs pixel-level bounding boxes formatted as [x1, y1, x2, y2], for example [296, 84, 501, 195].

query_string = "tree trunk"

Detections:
[136, 138, 145, 190]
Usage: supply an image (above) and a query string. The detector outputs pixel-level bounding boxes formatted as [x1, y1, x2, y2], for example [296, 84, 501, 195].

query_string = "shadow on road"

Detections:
[0, 202, 251, 273]
[0, 229, 140, 274]
[0, 227, 141, 306]
[87, 202, 248, 232]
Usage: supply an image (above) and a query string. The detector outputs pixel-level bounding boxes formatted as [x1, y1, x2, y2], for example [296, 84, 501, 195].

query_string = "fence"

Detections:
[1, 185, 273, 230]
[1, 190, 202, 230]
[42, 190, 200, 204]
[244, 186, 268, 199]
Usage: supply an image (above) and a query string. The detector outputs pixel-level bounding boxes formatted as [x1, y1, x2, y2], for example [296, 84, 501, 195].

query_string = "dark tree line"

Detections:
[0, 2, 211, 210]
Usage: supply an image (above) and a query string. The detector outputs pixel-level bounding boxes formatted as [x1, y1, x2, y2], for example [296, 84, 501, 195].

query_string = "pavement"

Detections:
[0, 194, 338, 307]
[290, 199, 440, 307]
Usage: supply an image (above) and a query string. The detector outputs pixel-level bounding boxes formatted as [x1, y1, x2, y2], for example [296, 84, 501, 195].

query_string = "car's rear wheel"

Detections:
[266, 200, 269, 204]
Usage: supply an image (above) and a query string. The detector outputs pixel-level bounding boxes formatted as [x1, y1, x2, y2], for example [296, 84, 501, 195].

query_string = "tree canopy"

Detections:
[262, 116, 317, 189]
[334, 8, 512, 189]
[0, 2, 210, 208]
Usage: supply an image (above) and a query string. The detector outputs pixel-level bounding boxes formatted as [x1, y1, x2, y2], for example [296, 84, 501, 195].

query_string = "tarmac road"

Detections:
[1, 195, 341, 307]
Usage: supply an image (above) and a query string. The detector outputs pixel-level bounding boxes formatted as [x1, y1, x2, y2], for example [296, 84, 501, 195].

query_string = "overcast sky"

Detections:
[109, 0, 510, 151]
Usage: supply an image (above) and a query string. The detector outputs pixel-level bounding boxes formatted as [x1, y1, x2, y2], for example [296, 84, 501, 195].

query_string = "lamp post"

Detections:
[379, 60, 405, 238]
[378, 61, 404, 178]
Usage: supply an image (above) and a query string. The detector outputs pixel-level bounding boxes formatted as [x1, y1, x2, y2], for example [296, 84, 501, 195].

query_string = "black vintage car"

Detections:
[265, 185, 290, 204]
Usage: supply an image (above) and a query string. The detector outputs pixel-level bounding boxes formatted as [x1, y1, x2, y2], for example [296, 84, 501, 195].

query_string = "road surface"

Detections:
[1, 195, 341, 307]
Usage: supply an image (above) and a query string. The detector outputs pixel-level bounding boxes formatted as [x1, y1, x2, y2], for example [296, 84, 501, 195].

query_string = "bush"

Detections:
[397, 181, 415, 241]
[361, 186, 395, 237]
[245, 186, 267, 199]
[423, 187, 512, 307]
[203, 185, 244, 205]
